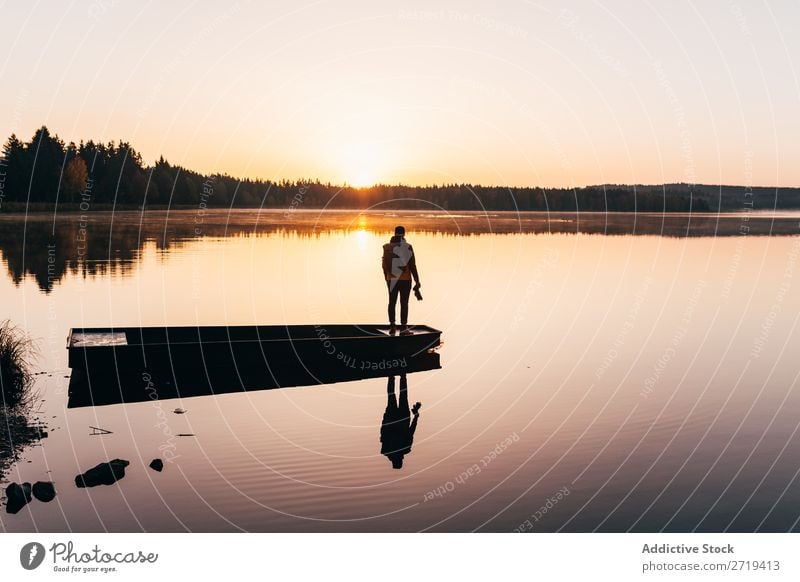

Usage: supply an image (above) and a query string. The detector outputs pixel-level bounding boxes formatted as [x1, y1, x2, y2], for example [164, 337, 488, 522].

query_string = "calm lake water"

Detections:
[2, 209, 800, 532]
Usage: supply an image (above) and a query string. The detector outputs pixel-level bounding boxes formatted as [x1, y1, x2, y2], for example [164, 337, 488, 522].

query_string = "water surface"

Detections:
[2, 210, 800, 532]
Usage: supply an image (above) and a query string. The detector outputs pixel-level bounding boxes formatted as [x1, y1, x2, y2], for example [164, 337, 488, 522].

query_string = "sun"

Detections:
[350, 171, 374, 188]
[336, 141, 382, 188]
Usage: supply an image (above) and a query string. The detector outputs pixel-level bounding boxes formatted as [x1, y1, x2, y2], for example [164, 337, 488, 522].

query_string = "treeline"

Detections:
[12, 125, 800, 212]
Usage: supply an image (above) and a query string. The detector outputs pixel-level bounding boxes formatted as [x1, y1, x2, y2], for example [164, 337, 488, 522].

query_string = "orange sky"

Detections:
[2, 1, 799, 188]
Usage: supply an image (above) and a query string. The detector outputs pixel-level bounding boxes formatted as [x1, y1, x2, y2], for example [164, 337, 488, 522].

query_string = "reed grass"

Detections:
[0, 320, 38, 408]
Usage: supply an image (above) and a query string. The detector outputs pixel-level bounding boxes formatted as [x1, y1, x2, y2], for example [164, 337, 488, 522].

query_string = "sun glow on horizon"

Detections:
[349, 171, 375, 189]
[341, 152, 380, 188]
[331, 137, 393, 189]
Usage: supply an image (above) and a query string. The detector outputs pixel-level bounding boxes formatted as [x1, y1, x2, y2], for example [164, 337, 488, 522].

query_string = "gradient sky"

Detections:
[2, 0, 798, 187]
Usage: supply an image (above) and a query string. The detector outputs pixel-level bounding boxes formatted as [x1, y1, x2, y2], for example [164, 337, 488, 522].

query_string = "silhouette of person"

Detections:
[380, 374, 421, 469]
[382, 225, 421, 335]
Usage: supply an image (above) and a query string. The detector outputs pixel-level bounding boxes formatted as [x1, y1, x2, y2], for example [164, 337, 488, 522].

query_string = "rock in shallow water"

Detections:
[75, 459, 130, 488]
[32, 481, 56, 502]
[5, 482, 32, 514]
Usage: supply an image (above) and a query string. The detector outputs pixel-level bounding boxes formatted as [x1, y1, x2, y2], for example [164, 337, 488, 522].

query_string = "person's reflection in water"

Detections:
[380, 374, 421, 469]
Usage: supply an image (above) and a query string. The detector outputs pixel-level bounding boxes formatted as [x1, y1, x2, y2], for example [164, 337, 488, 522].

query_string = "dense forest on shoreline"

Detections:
[2, 126, 798, 213]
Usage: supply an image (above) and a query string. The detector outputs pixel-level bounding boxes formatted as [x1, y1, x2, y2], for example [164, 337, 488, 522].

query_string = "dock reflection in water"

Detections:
[67, 332, 441, 408]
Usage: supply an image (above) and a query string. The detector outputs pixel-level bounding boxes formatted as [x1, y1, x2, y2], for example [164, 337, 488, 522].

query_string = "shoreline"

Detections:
[1, 207, 798, 237]
[3, 206, 800, 216]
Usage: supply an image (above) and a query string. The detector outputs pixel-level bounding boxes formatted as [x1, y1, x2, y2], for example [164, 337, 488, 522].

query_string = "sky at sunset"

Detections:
[2, 0, 798, 188]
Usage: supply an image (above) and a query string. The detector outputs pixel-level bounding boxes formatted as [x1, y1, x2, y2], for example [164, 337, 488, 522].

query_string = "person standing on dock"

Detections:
[382, 225, 421, 335]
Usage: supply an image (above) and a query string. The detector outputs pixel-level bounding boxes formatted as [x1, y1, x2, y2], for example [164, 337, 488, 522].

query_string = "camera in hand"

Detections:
[414, 287, 423, 301]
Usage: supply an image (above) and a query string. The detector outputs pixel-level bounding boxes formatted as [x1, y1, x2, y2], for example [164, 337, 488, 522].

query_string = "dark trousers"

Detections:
[383, 375, 410, 423]
[387, 279, 412, 325]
